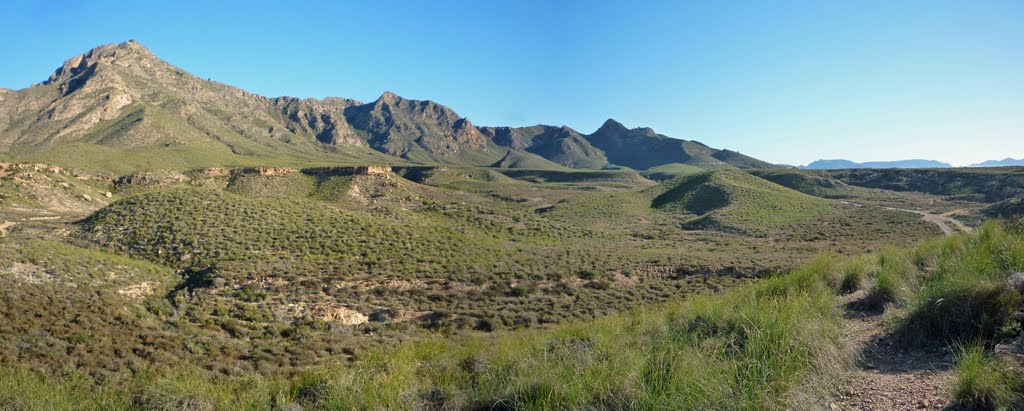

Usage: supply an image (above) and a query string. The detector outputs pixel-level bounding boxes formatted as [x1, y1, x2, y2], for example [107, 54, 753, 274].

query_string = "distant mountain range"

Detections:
[0, 40, 772, 173]
[802, 158, 1024, 170]
[800, 159, 953, 170]
[968, 158, 1024, 167]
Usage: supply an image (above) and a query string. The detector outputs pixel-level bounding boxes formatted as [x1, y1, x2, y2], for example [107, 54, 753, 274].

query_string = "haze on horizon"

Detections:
[0, 0, 1021, 167]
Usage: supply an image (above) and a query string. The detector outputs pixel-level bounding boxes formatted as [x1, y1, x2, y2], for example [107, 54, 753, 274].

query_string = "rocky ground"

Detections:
[834, 290, 954, 410]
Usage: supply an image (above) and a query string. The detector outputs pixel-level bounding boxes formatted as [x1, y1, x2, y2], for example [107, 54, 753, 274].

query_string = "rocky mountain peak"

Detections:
[378, 91, 401, 104]
[597, 118, 628, 133]
[46, 40, 156, 84]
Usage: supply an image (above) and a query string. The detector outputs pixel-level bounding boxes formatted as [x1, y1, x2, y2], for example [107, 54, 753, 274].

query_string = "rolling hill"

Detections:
[651, 170, 833, 234]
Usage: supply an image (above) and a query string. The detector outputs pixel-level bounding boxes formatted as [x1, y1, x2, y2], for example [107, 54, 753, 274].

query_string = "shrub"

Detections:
[951, 343, 1023, 409]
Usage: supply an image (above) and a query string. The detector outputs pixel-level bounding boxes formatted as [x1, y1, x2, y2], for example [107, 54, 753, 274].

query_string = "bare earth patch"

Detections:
[0, 262, 56, 284]
[117, 281, 158, 300]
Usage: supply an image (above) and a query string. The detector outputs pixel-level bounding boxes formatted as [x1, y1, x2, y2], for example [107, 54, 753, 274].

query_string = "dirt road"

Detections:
[840, 201, 969, 235]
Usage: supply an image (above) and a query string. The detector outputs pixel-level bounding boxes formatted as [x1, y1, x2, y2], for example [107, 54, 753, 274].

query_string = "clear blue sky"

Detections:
[1, 0, 1021, 166]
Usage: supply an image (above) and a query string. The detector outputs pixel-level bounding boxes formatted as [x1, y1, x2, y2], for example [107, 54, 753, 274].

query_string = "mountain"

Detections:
[0, 41, 770, 173]
[586, 119, 773, 170]
[0, 40, 401, 173]
[968, 158, 1024, 167]
[801, 159, 952, 169]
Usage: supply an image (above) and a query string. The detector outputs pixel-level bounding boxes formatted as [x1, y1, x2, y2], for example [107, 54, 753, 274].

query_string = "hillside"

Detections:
[748, 169, 865, 199]
[0, 41, 771, 173]
[8, 222, 1021, 410]
[821, 167, 1024, 203]
[489, 149, 570, 170]
[651, 170, 833, 234]
[640, 163, 705, 181]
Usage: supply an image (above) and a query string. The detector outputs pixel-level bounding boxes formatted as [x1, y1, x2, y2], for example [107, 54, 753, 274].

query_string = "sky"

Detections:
[0, 0, 1021, 166]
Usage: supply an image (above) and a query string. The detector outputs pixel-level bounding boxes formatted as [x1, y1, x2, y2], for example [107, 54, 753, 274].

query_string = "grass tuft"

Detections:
[951, 343, 1023, 409]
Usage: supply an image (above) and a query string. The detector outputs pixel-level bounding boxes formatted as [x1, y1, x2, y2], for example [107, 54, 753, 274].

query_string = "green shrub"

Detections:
[951, 343, 1023, 409]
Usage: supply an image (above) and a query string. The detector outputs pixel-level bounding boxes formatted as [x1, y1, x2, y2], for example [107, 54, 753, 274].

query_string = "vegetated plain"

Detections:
[2, 40, 1024, 409]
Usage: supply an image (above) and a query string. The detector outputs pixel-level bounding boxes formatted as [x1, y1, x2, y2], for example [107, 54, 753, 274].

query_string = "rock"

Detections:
[58, 182, 70, 188]
[81, 194, 92, 201]
[103, 191, 112, 198]
[1010, 272, 1024, 292]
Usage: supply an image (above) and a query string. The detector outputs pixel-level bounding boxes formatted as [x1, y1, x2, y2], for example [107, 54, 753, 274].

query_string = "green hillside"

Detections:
[8, 222, 1020, 410]
[748, 169, 862, 198]
[489, 149, 568, 170]
[652, 170, 833, 234]
[641, 163, 705, 181]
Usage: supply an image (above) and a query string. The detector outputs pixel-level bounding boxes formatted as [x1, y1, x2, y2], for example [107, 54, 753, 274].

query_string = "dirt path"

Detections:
[884, 207, 970, 235]
[840, 201, 969, 235]
[834, 290, 954, 410]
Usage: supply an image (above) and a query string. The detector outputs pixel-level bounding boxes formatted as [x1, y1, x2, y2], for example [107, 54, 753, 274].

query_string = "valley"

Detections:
[0, 159, 996, 382]
[0, 39, 1022, 410]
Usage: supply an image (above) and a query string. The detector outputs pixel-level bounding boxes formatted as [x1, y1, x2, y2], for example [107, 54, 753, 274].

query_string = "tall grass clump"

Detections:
[0, 367, 129, 410]
[951, 343, 1023, 409]
[128, 368, 284, 411]
[897, 222, 1023, 346]
[839, 255, 877, 294]
[866, 246, 918, 308]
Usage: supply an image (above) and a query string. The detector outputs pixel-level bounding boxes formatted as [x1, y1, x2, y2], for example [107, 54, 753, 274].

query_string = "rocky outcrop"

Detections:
[0, 162, 66, 177]
[302, 165, 391, 176]
[194, 167, 231, 177]
[311, 304, 368, 325]
[479, 125, 608, 169]
[232, 167, 297, 176]
[272, 97, 364, 146]
[344, 92, 492, 159]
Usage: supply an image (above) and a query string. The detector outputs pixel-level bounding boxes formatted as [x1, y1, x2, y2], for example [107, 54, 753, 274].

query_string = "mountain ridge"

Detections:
[0, 41, 773, 173]
[801, 159, 953, 170]
[968, 158, 1024, 167]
